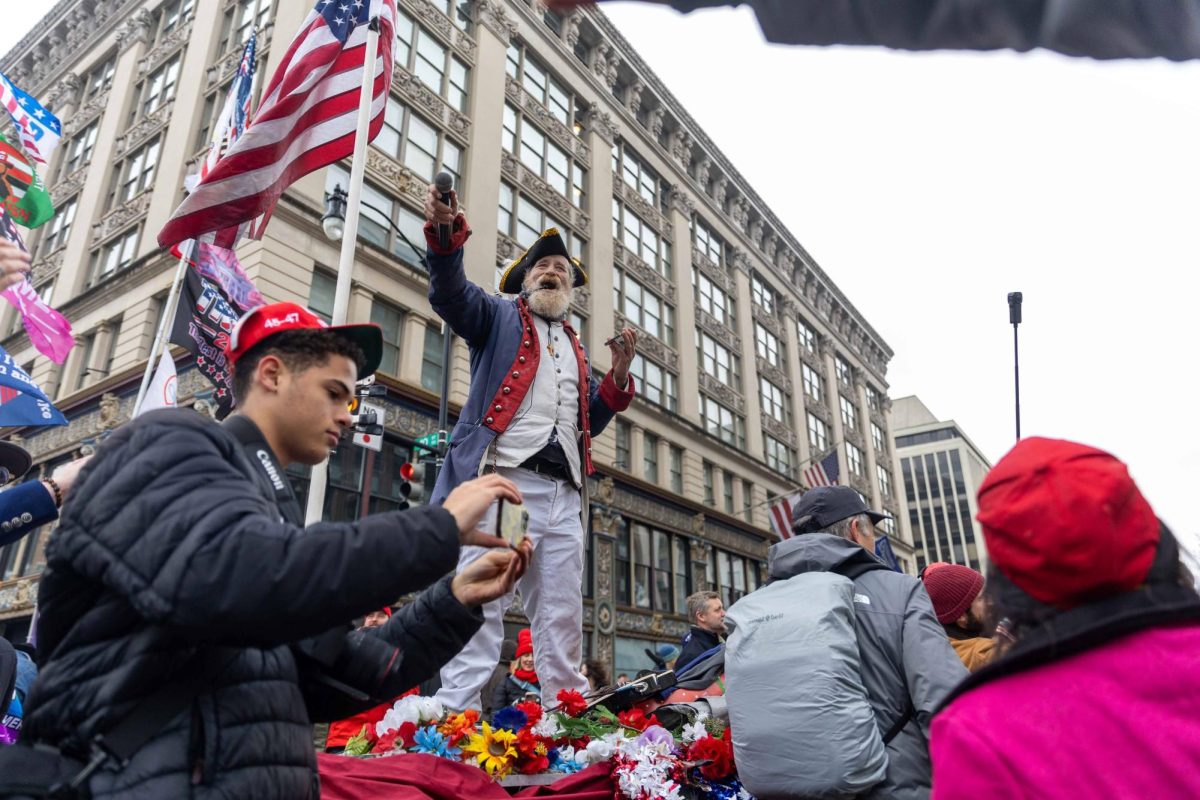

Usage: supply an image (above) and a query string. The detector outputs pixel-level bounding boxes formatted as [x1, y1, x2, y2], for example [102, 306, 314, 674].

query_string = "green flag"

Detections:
[0, 133, 53, 229]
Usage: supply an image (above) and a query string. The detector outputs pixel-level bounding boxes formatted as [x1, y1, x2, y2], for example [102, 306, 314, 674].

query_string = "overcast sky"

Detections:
[598, 3, 1200, 548]
[2, 6, 1196, 545]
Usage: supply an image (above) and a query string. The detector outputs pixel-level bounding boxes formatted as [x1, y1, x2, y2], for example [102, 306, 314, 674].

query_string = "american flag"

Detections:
[158, 0, 396, 250]
[802, 448, 841, 489]
[199, 29, 258, 186]
[768, 493, 800, 540]
[0, 72, 61, 165]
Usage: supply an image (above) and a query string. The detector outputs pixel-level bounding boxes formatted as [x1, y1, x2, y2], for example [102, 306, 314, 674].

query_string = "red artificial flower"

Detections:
[515, 700, 543, 728]
[373, 721, 419, 754]
[514, 729, 551, 774]
[617, 708, 660, 732]
[556, 689, 588, 717]
[688, 735, 734, 781]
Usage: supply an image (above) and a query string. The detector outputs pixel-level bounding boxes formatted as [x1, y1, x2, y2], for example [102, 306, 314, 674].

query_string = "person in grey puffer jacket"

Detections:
[779, 486, 967, 800]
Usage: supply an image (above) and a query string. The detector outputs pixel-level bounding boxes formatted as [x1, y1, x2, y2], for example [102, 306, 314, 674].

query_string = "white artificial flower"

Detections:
[738, 789, 753, 800]
[681, 720, 708, 744]
[532, 714, 564, 739]
[415, 696, 444, 722]
[585, 738, 615, 763]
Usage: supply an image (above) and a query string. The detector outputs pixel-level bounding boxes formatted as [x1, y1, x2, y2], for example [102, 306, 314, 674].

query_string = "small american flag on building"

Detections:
[158, 0, 396, 250]
[768, 493, 800, 540]
[802, 448, 841, 490]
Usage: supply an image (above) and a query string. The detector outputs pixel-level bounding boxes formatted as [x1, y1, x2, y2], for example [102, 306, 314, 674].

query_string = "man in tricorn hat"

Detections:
[422, 184, 638, 711]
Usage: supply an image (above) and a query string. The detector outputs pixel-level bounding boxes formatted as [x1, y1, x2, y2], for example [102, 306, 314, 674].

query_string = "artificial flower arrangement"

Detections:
[340, 690, 752, 800]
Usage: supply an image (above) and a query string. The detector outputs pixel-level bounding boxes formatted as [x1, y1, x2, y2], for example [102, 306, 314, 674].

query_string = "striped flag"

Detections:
[802, 448, 841, 489]
[769, 493, 799, 540]
[0, 72, 61, 165]
[158, 0, 397, 250]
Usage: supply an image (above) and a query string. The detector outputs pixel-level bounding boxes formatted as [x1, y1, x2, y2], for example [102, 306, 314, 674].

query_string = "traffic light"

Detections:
[398, 461, 427, 510]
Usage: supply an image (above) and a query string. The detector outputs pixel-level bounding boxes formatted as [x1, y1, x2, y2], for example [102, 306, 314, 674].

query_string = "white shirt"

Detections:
[493, 315, 582, 485]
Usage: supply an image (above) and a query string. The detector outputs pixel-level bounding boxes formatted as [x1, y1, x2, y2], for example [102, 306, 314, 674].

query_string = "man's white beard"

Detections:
[525, 285, 572, 321]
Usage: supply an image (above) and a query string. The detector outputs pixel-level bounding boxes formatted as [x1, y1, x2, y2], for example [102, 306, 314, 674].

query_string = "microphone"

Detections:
[434, 171, 455, 251]
[1007, 292, 1023, 325]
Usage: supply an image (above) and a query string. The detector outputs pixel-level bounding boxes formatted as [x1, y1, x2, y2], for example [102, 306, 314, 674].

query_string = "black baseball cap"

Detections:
[791, 485, 889, 534]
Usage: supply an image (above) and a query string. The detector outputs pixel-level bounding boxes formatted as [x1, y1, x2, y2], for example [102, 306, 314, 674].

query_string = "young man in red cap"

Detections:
[920, 563, 994, 671]
[422, 186, 637, 712]
[21, 302, 531, 800]
[930, 437, 1200, 799]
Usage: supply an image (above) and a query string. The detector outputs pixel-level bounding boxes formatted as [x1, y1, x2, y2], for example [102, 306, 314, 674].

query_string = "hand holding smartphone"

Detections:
[496, 498, 530, 548]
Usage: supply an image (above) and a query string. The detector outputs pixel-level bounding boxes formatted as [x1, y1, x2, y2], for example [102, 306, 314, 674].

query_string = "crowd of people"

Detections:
[0, 187, 1196, 800]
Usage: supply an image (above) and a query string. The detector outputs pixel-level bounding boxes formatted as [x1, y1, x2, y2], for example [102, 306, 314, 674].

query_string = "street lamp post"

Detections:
[322, 185, 455, 473]
[1008, 292, 1023, 441]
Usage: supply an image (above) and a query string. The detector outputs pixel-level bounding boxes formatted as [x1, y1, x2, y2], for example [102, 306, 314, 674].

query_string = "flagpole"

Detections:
[134, 242, 192, 415]
[305, 16, 381, 526]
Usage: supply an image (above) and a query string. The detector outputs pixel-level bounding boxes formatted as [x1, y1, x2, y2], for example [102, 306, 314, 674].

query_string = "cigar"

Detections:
[604, 335, 625, 347]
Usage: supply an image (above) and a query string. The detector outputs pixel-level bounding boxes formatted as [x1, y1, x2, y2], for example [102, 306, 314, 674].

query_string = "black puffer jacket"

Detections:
[25, 410, 482, 799]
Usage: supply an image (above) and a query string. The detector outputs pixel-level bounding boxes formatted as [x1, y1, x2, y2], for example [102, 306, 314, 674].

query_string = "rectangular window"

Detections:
[759, 377, 788, 423]
[614, 142, 660, 206]
[61, 121, 98, 179]
[692, 217, 723, 266]
[836, 355, 852, 386]
[765, 435, 792, 475]
[393, 10, 470, 111]
[629, 355, 677, 412]
[798, 318, 817, 353]
[867, 385, 883, 412]
[101, 318, 122, 377]
[673, 535, 690, 612]
[698, 331, 739, 388]
[878, 464, 892, 498]
[802, 362, 824, 403]
[612, 199, 670, 277]
[653, 529, 672, 611]
[421, 325, 445, 393]
[754, 322, 781, 366]
[110, 137, 161, 207]
[632, 523, 651, 609]
[841, 395, 859, 431]
[504, 103, 587, 206]
[702, 460, 715, 505]
[750, 273, 774, 313]
[219, 0, 272, 54]
[38, 197, 77, 256]
[872, 422, 886, 454]
[84, 52, 117, 99]
[74, 332, 96, 390]
[700, 394, 745, 448]
[89, 228, 140, 285]
[506, 43, 581, 130]
[134, 53, 182, 121]
[613, 268, 674, 346]
[615, 519, 630, 605]
[742, 479, 754, 522]
[308, 270, 336, 321]
[327, 165, 428, 267]
[807, 412, 828, 452]
[371, 300, 404, 375]
[692, 269, 733, 326]
[615, 420, 632, 469]
[643, 432, 659, 482]
[498, 186, 585, 257]
[722, 471, 734, 514]
[158, 0, 195, 38]
[669, 446, 684, 494]
[847, 442, 864, 476]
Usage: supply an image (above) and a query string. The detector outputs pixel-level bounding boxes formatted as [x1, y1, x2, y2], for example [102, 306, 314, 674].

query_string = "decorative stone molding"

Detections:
[496, 233, 522, 267]
[477, 0, 518, 41]
[617, 183, 666, 235]
[114, 99, 173, 156]
[756, 357, 791, 391]
[365, 150, 416, 197]
[647, 106, 666, 140]
[612, 245, 671, 303]
[115, 8, 153, 52]
[500, 151, 590, 231]
[595, 475, 616, 505]
[454, 29, 478, 63]
[208, 23, 274, 87]
[762, 232, 778, 263]
[0, 576, 39, 618]
[616, 610, 688, 638]
[730, 247, 751, 275]
[400, 0, 476, 64]
[729, 195, 749, 229]
[763, 414, 797, 448]
[711, 175, 728, 207]
[699, 373, 744, 414]
[51, 167, 87, 202]
[591, 43, 619, 91]
[626, 79, 644, 115]
[751, 304, 783, 340]
[668, 128, 692, 169]
[137, 20, 192, 77]
[565, 11, 584, 49]
[748, 216, 764, 247]
[583, 106, 619, 145]
[601, 481, 767, 558]
[90, 191, 152, 244]
[613, 311, 677, 370]
[43, 72, 81, 112]
[667, 184, 695, 217]
[695, 307, 739, 351]
[504, 75, 590, 162]
[63, 89, 109, 138]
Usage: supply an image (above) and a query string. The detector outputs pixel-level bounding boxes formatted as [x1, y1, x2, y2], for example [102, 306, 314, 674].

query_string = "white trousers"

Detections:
[435, 466, 590, 711]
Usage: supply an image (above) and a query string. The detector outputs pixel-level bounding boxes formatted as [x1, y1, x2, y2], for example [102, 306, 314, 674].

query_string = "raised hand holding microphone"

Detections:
[435, 171, 455, 251]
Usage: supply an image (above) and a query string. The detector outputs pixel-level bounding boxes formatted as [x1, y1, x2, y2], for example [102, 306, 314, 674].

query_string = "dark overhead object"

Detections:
[548, 0, 1200, 61]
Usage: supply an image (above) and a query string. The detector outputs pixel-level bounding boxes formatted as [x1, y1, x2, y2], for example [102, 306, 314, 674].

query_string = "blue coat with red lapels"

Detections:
[424, 227, 634, 505]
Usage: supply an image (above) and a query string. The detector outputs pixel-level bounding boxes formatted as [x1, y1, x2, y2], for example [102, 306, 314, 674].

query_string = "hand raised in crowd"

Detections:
[0, 240, 31, 292]
[423, 183, 462, 227]
[451, 538, 533, 608]
[442, 473, 523, 548]
[608, 327, 638, 390]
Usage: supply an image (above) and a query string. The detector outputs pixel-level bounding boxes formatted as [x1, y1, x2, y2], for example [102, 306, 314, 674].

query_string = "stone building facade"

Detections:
[0, 0, 912, 677]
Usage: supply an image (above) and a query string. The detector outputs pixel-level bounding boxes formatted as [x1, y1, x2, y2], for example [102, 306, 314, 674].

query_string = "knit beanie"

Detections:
[921, 563, 985, 624]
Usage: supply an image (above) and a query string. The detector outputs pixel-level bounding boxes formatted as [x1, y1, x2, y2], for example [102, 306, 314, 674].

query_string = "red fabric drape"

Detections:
[318, 753, 613, 800]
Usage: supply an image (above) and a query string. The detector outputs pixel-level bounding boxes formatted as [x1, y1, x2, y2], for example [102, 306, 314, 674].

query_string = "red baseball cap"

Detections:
[226, 302, 383, 380]
[977, 437, 1160, 610]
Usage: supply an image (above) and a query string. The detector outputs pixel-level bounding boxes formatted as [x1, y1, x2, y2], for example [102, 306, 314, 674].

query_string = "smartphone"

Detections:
[496, 499, 529, 547]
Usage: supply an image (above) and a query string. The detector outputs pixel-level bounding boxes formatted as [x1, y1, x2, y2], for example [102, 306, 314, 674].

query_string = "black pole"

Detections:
[1008, 292, 1023, 441]
[437, 322, 453, 463]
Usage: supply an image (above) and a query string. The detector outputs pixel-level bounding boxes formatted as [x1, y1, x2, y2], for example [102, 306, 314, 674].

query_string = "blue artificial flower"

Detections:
[492, 705, 529, 732]
[547, 747, 582, 774]
[411, 724, 461, 759]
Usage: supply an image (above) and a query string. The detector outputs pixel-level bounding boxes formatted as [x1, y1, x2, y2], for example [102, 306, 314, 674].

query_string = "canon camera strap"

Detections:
[222, 415, 305, 527]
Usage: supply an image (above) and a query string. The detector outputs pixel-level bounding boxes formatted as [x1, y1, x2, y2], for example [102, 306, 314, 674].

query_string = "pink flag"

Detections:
[191, 242, 265, 313]
[2, 277, 73, 363]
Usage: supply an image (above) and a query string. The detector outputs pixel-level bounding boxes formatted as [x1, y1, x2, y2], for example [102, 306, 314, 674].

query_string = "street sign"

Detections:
[414, 432, 440, 452]
[352, 402, 384, 451]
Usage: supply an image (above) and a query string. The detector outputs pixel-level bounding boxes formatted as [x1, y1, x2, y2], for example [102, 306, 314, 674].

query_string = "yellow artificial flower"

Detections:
[461, 722, 518, 778]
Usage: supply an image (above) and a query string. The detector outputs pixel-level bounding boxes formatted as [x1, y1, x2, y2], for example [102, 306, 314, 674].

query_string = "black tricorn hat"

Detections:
[0, 441, 32, 486]
[498, 228, 588, 295]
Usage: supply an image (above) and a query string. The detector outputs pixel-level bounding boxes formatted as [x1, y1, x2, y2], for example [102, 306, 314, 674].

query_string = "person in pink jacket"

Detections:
[930, 437, 1200, 799]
